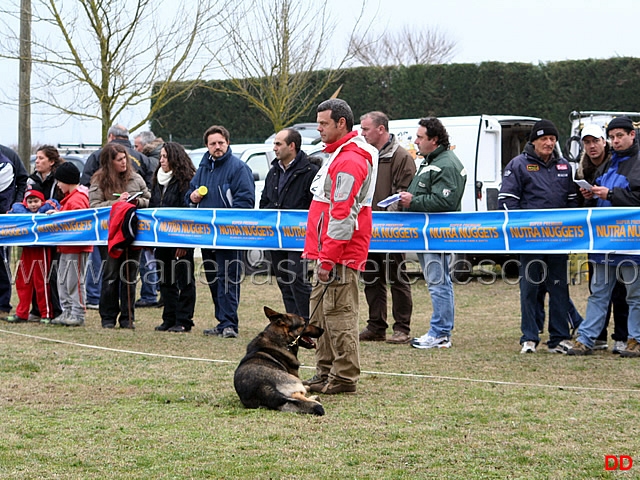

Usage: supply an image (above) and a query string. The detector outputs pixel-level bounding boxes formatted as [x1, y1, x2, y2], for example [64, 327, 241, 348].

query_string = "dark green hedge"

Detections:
[151, 57, 640, 149]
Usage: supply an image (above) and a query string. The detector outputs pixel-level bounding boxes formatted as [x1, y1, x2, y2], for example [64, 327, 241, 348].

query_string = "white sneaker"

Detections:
[411, 334, 451, 349]
[548, 339, 573, 354]
[612, 340, 627, 354]
[520, 341, 536, 354]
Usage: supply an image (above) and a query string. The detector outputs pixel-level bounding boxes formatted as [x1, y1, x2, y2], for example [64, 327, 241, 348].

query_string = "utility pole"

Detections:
[18, 0, 31, 171]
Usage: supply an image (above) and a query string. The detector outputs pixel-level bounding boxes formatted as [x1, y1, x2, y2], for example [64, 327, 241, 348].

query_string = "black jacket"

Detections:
[498, 143, 578, 210]
[259, 150, 319, 210]
[27, 170, 64, 202]
[0, 144, 28, 214]
[150, 176, 190, 209]
[81, 139, 155, 188]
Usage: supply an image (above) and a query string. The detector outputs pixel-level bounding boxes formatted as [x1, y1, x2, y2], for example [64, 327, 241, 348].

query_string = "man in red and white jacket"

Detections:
[302, 98, 378, 395]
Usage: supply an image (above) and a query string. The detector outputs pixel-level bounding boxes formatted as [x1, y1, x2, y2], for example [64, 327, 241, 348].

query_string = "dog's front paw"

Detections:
[308, 395, 320, 402]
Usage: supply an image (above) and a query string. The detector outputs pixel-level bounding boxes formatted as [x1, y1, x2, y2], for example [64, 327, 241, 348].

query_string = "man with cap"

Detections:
[498, 119, 578, 354]
[568, 116, 640, 357]
[574, 123, 628, 354]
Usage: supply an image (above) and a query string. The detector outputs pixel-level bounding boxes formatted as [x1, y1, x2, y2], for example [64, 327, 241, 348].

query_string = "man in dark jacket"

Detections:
[260, 128, 319, 321]
[0, 144, 28, 314]
[575, 124, 627, 353]
[498, 119, 578, 354]
[358, 111, 416, 344]
[80, 124, 156, 188]
[186, 125, 255, 338]
[568, 116, 640, 357]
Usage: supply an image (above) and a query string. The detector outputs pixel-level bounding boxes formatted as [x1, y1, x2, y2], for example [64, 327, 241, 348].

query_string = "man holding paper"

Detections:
[568, 116, 640, 357]
[574, 123, 628, 354]
[399, 117, 467, 350]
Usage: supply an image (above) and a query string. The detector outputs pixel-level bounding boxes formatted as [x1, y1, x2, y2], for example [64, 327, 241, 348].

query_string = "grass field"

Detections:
[0, 271, 638, 479]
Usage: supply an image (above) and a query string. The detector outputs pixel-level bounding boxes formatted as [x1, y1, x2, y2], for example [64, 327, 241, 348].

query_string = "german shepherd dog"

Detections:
[234, 306, 325, 416]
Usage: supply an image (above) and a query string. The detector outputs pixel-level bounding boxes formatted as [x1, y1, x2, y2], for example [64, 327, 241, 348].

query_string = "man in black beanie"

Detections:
[498, 119, 579, 354]
[567, 115, 640, 357]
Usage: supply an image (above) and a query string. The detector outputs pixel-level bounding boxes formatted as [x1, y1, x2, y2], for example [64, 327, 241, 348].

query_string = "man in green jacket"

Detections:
[399, 117, 467, 349]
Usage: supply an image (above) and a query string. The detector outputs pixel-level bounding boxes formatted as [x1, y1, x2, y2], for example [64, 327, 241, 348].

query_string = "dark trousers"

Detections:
[535, 283, 583, 333]
[201, 249, 241, 333]
[267, 250, 311, 320]
[0, 246, 12, 312]
[99, 246, 141, 327]
[155, 247, 196, 329]
[361, 252, 413, 335]
[520, 254, 571, 348]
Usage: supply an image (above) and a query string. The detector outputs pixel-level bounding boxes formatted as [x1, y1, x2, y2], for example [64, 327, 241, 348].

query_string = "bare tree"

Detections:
[350, 25, 456, 67]
[0, 0, 230, 143]
[204, 0, 370, 132]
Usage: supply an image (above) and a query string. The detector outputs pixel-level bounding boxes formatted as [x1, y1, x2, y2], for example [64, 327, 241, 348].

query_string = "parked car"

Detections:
[29, 153, 88, 175]
[264, 123, 322, 145]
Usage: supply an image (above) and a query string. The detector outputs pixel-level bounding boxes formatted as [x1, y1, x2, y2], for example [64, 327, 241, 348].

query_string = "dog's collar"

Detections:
[288, 335, 301, 348]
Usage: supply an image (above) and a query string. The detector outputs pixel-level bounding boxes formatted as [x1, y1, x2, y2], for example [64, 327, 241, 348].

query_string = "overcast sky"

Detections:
[0, 0, 636, 147]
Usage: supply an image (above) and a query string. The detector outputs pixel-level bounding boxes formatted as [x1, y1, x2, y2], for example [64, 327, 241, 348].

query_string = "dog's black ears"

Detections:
[264, 306, 288, 326]
[264, 306, 280, 320]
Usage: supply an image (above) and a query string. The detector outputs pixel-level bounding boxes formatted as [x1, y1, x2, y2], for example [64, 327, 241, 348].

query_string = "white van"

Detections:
[566, 110, 640, 161]
[364, 115, 555, 278]
[370, 115, 547, 213]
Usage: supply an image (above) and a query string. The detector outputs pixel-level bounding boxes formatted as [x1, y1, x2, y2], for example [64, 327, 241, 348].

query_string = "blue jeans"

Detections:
[85, 247, 102, 304]
[138, 249, 159, 302]
[577, 262, 640, 348]
[417, 252, 454, 338]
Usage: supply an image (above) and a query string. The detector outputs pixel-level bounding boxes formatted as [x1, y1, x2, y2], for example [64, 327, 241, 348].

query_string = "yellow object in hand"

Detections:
[197, 186, 208, 196]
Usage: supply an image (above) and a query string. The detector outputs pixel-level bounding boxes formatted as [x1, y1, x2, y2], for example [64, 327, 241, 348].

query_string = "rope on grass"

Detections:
[2, 328, 640, 394]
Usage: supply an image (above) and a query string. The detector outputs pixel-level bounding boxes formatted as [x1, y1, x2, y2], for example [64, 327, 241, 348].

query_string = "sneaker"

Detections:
[3, 315, 28, 323]
[309, 381, 356, 395]
[40, 318, 52, 325]
[620, 339, 640, 358]
[411, 334, 451, 349]
[86, 303, 99, 310]
[28, 314, 41, 322]
[302, 374, 327, 387]
[520, 341, 536, 354]
[612, 340, 627, 354]
[359, 327, 386, 342]
[155, 323, 172, 331]
[51, 313, 68, 325]
[220, 327, 238, 338]
[593, 340, 608, 350]
[548, 339, 573, 354]
[386, 331, 412, 344]
[60, 316, 85, 327]
[203, 328, 221, 337]
[566, 341, 593, 356]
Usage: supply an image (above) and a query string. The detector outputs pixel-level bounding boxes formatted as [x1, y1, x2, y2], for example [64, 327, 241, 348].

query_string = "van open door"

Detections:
[474, 115, 502, 211]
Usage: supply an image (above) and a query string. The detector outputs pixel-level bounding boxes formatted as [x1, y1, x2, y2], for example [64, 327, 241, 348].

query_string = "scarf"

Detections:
[157, 169, 173, 186]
